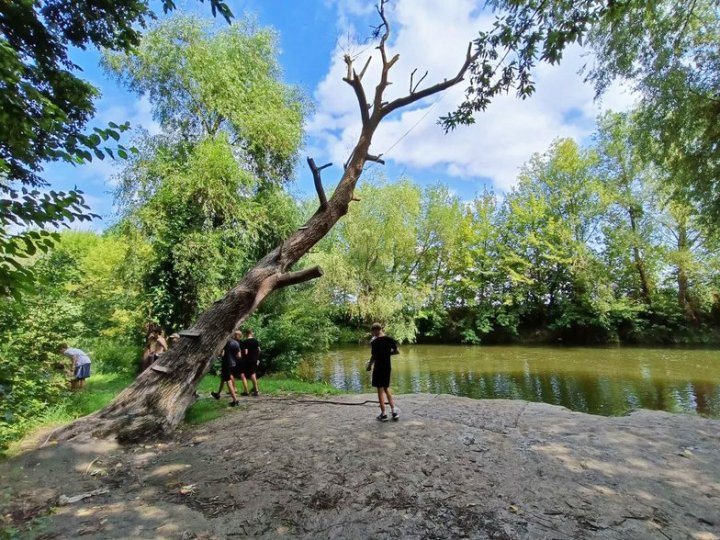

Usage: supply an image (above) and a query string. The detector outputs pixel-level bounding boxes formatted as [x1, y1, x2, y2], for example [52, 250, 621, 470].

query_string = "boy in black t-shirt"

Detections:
[211, 332, 240, 406]
[239, 329, 261, 396]
[369, 322, 399, 421]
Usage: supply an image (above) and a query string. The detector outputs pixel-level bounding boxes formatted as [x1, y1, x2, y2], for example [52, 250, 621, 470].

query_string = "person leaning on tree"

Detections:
[369, 322, 399, 422]
[141, 323, 167, 373]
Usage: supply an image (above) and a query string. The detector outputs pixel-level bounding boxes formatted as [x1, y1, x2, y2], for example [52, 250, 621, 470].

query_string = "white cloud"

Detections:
[99, 95, 161, 137]
[309, 0, 638, 192]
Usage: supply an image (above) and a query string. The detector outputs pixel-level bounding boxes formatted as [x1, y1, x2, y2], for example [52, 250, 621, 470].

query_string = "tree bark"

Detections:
[54, 2, 478, 444]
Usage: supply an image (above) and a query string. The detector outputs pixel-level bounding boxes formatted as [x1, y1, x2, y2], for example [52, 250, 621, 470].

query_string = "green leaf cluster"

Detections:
[0, 0, 234, 299]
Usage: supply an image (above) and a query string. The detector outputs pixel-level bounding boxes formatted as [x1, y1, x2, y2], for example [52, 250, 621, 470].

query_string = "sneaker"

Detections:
[240, 392, 249, 396]
[376, 413, 388, 422]
[391, 411, 399, 421]
[229, 400, 239, 407]
[252, 390, 259, 397]
[211, 391, 221, 400]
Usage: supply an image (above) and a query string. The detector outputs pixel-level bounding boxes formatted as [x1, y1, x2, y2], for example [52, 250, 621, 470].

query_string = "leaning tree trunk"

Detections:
[55, 1, 478, 444]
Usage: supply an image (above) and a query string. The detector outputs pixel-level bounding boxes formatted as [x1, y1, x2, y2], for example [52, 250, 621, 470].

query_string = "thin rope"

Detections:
[363, 90, 449, 174]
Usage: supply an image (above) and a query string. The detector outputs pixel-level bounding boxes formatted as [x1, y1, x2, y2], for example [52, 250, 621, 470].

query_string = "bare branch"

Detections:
[275, 266, 324, 289]
[343, 55, 371, 127]
[370, 0, 394, 118]
[375, 0, 390, 53]
[307, 157, 331, 209]
[387, 53, 400, 70]
[358, 56, 372, 81]
[380, 42, 478, 120]
[411, 69, 429, 94]
[344, 53, 352, 80]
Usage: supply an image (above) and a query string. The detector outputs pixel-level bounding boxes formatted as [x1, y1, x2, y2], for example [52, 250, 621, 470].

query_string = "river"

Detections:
[303, 345, 720, 417]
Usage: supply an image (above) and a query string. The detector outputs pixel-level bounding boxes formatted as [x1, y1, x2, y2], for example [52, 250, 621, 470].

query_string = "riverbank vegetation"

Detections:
[2, 1, 719, 449]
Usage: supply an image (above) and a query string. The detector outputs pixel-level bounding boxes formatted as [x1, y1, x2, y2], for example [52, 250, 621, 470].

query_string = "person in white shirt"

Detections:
[60, 343, 92, 390]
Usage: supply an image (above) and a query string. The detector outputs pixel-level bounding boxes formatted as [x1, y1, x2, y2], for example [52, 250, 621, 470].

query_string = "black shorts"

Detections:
[221, 361, 234, 382]
[237, 360, 256, 377]
[371, 363, 391, 388]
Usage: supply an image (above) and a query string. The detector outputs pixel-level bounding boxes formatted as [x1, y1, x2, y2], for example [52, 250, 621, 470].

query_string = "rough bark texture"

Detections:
[54, 1, 478, 444]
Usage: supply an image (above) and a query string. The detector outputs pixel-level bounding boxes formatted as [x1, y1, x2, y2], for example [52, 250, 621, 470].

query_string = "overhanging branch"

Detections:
[275, 266, 324, 289]
[380, 42, 478, 119]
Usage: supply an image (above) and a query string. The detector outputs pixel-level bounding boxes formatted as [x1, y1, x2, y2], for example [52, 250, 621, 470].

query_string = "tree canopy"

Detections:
[0, 0, 232, 299]
[108, 16, 306, 331]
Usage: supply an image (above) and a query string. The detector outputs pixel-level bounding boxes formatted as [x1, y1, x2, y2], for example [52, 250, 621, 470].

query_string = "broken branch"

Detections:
[307, 157, 331, 209]
[358, 56, 372, 81]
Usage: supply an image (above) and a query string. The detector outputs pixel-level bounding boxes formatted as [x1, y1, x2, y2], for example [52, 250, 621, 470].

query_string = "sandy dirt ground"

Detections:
[1, 394, 719, 539]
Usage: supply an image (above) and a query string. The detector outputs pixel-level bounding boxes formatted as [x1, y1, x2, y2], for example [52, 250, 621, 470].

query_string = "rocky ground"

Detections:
[1, 394, 719, 539]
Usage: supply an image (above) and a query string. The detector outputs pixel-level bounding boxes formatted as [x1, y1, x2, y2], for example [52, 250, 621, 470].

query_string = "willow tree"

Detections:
[57, 0, 605, 442]
[106, 16, 306, 331]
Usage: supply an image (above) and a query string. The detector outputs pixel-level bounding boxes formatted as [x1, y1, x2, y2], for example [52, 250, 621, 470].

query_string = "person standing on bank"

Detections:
[212, 332, 240, 406]
[369, 322, 399, 421]
[240, 329, 261, 396]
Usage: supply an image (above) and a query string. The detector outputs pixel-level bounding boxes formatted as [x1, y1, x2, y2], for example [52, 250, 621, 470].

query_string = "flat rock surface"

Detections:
[1, 394, 719, 539]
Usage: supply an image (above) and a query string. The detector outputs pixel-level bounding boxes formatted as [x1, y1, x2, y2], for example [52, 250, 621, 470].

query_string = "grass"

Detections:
[6, 371, 342, 455]
[185, 373, 343, 424]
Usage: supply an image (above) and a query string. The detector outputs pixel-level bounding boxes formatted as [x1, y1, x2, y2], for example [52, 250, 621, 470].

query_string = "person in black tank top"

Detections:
[369, 322, 399, 421]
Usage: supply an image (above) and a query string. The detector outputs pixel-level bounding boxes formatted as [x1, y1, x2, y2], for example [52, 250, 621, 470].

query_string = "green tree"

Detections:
[594, 112, 660, 306]
[501, 138, 611, 339]
[586, 0, 720, 226]
[0, 0, 232, 299]
[309, 179, 428, 341]
[0, 231, 141, 448]
[109, 16, 306, 331]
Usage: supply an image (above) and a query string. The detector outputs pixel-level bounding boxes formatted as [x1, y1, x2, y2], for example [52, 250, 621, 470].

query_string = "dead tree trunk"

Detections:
[56, 1, 478, 444]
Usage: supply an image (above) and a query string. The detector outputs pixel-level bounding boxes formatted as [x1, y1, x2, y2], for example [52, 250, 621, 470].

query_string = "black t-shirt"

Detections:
[243, 338, 260, 363]
[222, 338, 240, 367]
[371, 335, 398, 365]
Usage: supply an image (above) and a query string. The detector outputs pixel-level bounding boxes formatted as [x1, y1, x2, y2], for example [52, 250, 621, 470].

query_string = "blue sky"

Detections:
[45, 0, 636, 230]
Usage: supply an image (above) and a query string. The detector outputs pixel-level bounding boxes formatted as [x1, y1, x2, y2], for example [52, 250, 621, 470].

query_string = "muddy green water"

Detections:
[304, 345, 720, 417]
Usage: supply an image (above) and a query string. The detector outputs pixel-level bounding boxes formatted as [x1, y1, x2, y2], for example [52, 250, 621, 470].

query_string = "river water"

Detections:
[303, 345, 720, 417]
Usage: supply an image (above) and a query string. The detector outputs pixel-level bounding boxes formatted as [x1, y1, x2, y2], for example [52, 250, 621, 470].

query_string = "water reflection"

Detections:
[305, 345, 720, 417]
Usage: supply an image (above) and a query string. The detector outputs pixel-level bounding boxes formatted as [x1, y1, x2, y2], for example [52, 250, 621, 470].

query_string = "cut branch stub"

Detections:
[307, 157, 331, 210]
[367, 154, 385, 165]
[275, 265, 324, 289]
